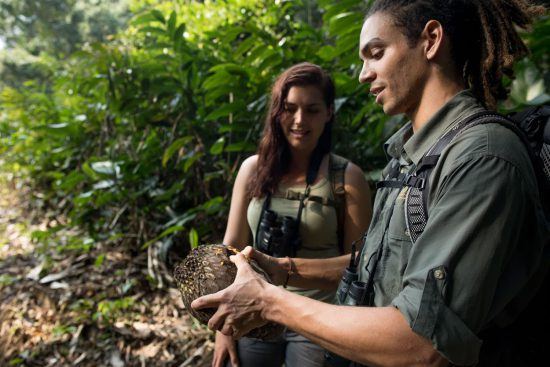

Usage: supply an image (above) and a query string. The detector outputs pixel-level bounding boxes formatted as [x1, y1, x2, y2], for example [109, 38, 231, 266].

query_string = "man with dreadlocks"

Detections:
[192, 1, 549, 366]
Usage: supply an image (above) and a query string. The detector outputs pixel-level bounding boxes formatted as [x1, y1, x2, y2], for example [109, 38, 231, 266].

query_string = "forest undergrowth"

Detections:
[0, 178, 213, 367]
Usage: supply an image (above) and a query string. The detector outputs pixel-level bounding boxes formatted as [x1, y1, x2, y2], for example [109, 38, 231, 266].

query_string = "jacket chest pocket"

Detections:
[383, 187, 413, 277]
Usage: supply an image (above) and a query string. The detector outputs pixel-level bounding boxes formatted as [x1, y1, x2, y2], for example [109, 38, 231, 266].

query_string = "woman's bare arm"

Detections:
[222, 155, 257, 249]
[342, 162, 372, 253]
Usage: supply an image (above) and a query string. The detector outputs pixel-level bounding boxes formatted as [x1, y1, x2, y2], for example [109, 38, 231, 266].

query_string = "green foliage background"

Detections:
[1, 0, 548, 256]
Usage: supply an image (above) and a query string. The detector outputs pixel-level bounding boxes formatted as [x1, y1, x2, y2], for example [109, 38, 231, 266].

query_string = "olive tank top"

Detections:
[247, 176, 340, 303]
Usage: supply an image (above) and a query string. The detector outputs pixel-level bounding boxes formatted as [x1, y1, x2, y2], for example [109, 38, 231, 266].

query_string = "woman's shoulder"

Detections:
[329, 154, 365, 179]
[329, 154, 368, 191]
[345, 161, 366, 178]
[241, 154, 258, 169]
[237, 155, 259, 179]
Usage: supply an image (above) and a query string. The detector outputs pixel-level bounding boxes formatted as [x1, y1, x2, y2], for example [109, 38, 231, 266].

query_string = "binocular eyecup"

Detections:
[343, 281, 368, 306]
[336, 267, 358, 304]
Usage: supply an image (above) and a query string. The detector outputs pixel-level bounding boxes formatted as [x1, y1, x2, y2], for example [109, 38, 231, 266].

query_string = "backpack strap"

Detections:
[405, 108, 550, 243]
[404, 111, 512, 243]
[329, 153, 349, 255]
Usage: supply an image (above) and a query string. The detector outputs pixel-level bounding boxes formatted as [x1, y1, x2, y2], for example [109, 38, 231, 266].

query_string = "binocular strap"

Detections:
[254, 150, 323, 255]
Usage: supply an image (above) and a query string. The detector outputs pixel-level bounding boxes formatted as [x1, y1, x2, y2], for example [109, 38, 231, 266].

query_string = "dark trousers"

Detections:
[226, 329, 326, 367]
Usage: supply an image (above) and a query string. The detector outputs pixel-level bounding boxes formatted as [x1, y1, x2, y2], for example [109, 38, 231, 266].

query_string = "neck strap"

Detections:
[255, 151, 325, 251]
[306, 148, 324, 186]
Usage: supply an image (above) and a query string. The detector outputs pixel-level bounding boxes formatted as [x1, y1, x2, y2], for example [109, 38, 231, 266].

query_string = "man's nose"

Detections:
[359, 62, 375, 84]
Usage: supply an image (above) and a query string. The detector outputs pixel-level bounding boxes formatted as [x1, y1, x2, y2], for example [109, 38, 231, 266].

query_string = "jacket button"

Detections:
[434, 269, 445, 280]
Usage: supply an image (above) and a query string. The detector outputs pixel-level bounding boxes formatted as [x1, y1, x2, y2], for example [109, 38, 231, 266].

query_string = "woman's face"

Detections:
[280, 85, 332, 154]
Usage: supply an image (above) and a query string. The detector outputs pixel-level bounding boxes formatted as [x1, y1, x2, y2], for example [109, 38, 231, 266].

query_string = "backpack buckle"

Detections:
[404, 175, 426, 190]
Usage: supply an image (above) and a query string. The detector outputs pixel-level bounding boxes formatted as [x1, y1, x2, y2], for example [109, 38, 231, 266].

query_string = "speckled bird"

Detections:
[174, 243, 284, 340]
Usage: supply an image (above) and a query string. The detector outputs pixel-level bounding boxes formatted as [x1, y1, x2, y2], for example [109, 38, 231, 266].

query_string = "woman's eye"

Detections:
[285, 106, 296, 113]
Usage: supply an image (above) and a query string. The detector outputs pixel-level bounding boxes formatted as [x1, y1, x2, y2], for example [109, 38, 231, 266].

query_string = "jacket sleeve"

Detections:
[391, 151, 544, 366]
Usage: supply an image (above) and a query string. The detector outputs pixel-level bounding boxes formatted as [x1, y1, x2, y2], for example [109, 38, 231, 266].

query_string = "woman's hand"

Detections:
[213, 331, 238, 367]
[242, 246, 290, 286]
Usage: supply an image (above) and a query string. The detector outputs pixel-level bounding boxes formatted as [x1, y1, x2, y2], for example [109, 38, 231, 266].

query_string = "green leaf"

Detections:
[329, 12, 363, 37]
[150, 9, 165, 24]
[317, 45, 337, 61]
[201, 196, 224, 215]
[82, 162, 99, 180]
[205, 101, 246, 121]
[173, 23, 186, 44]
[131, 12, 162, 26]
[55, 171, 86, 191]
[210, 137, 226, 155]
[141, 225, 184, 250]
[164, 212, 197, 228]
[162, 136, 193, 167]
[167, 11, 177, 36]
[224, 141, 256, 153]
[235, 36, 256, 56]
[209, 64, 250, 77]
[321, 0, 363, 21]
[203, 71, 232, 91]
[139, 26, 166, 37]
[94, 254, 105, 267]
[8, 357, 24, 366]
[189, 228, 199, 249]
[183, 153, 203, 172]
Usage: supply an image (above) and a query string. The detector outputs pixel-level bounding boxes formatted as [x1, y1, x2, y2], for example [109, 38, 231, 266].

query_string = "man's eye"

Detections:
[307, 109, 320, 114]
[372, 49, 384, 59]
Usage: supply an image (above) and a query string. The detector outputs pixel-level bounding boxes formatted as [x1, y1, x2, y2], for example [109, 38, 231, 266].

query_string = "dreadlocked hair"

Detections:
[367, 0, 546, 109]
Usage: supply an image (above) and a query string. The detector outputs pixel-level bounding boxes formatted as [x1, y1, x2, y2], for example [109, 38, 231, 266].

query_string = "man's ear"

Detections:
[422, 19, 444, 60]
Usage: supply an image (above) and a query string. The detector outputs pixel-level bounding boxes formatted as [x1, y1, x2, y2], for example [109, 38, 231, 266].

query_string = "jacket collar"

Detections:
[384, 90, 485, 166]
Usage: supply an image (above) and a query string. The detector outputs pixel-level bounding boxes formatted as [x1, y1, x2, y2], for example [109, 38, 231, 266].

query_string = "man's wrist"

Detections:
[260, 282, 284, 323]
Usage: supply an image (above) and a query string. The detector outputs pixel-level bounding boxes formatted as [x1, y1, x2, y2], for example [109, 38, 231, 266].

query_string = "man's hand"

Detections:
[241, 246, 290, 286]
[191, 251, 273, 338]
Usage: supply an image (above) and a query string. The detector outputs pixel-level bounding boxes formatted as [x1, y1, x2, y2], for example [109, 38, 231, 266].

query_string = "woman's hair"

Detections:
[366, 0, 546, 109]
[248, 62, 335, 198]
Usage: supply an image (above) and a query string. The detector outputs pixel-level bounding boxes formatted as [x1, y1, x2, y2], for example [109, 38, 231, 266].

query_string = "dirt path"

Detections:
[0, 179, 213, 367]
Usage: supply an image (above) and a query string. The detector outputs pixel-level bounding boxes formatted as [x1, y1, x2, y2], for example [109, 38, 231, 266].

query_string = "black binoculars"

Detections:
[342, 280, 369, 306]
[256, 209, 301, 258]
[326, 274, 369, 366]
[336, 266, 358, 304]
[336, 242, 371, 306]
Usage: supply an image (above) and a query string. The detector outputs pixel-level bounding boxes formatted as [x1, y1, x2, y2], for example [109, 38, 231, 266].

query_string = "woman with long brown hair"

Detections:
[213, 62, 372, 367]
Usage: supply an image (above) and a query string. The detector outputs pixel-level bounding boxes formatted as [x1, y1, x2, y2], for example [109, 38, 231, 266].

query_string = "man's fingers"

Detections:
[229, 252, 251, 269]
[212, 349, 226, 367]
[220, 322, 235, 337]
[191, 290, 222, 310]
[208, 307, 228, 332]
[244, 245, 272, 269]
[228, 340, 239, 367]
[241, 246, 254, 257]
[246, 246, 267, 263]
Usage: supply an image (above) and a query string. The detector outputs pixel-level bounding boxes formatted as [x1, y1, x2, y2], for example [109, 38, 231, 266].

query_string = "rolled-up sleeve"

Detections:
[391, 151, 538, 366]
